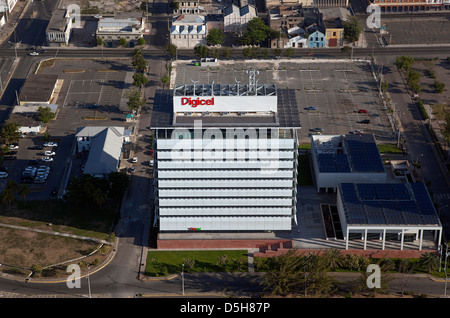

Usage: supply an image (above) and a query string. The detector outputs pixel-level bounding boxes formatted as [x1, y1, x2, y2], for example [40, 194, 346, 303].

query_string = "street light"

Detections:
[87, 267, 92, 298]
[181, 263, 185, 295]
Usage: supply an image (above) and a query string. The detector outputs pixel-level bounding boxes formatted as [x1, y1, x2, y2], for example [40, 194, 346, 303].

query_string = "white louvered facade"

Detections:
[154, 127, 298, 232]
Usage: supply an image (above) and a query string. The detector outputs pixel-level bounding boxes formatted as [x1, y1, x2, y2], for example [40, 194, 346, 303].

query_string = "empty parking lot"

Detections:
[174, 59, 393, 144]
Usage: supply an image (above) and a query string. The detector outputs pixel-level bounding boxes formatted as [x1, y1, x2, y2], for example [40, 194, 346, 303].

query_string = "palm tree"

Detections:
[322, 248, 344, 271]
[261, 249, 304, 296]
[1, 180, 18, 205]
[419, 252, 440, 274]
[17, 184, 30, 201]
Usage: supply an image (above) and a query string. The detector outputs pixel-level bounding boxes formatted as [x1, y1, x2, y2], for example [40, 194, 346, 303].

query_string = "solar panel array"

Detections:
[318, 154, 351, 173]
[340, 183, 440, 226]
[345, 135, 384, 172]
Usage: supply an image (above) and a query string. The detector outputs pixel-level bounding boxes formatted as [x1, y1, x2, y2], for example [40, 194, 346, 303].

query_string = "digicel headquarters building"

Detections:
[150, 71, 301, 247]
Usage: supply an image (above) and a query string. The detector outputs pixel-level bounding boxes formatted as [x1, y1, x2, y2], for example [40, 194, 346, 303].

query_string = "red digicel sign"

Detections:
[181, 97, 214, 108]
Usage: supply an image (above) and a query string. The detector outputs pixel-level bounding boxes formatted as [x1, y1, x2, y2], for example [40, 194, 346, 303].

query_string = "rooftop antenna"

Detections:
[246, 69, 259, 95]
[191, 80, 198, 96]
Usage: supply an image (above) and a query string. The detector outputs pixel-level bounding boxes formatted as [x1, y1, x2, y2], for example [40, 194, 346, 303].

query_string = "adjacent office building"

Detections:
[46, 8, 73, 46]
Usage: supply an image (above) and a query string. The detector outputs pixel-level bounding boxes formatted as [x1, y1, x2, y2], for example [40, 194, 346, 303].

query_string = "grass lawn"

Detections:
[378, 144, 403, 154]
[297, 154, 313, 186]
[145, 250, 249, 276]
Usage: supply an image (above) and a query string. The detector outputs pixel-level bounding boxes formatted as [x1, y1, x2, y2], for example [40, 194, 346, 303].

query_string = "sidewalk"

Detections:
[0, 0, 30, 46]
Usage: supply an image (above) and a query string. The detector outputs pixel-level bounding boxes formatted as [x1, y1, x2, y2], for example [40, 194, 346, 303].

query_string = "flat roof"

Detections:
[314, 134, 385, 173]
[150, 89, 300, 128]
[339, 183, 441, 226]
[19, 74, 58, 103]
[46, 9, 68, 32]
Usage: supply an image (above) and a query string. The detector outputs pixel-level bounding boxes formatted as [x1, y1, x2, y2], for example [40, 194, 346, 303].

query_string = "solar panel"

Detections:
[363, 201, 385, 224]
[357, 184, 377, 200]
[391, 183, 410, 200]
[345, 135, 384, 172]
[410, 183, 440, 225]
[346, 203, 367, 224]
[400, 200, 423, 224]
[341, 183, 359, 203]
[381, 201, 405, 224]
[374, 184, 395, 200]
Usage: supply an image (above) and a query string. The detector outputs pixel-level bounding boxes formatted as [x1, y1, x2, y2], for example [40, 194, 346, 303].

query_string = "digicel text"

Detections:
[181, 97, 214, 108]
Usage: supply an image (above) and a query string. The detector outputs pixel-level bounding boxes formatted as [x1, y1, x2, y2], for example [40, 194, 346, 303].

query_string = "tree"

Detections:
[206, 28, 225, 46]
[132, 49, 148, 72]
[261, 249, 305, 296]
[0, 180, 18, 205]
[165, 43, 177, 60]
[434, 80, 445, 93]
[126, 87, 145, 112]
[137, 37, 145, 46]
[97, 37, 104, 46]
[239, 17, 273, 46]
[220, 47, 230, 59]
[321, 248, 344, 271]
[132, 72, 149, 88]
[419, 252, 440, 273]
[119, 38, 127, 47]
[17, 184, 30, 201]
[194, 45, 209, 58]
[38, 106, 55, 124]
[395, 55, 415, 72]
[0, 122, 20, 145]
[343, 16, 362, 43]
[108, 171, 130, 201]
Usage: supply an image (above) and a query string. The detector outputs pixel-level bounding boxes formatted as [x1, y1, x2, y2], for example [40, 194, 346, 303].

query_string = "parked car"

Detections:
[358, 109, 368, 113]
[132, 157, 138, 163]
[304, 106, 317, 110]
[38, 49, 46, 53]
[28, 51, 39, 56]
[8, 143, 19, 150]
[0, 171, 8, 178]
[29, 145, 44, 150]
[311, 127, 324, 132]
[28, 160, 41, 165]
[43, 142, 58, 147]
[44, 151, 56, 156]
[26, 46, 36, 51]
[128, 167, 136, 173]
[42, 157, 54, 162]
[0, 167, 8, 173]
[361, 119, 371, 124]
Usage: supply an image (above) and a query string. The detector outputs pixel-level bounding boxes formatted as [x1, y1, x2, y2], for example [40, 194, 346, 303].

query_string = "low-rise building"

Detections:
[96, 12, 145, 47]
[306, 24, 325, 47]
[0, 0, 18, 13]
[75, 126, 130, 178]
[223, 4, 257, 33]
[46, 8, 73, 46]
[323, 17, 343, 47]
[18, 74, 60, 106]
[369, 0, 449, 12]
[170, 14, 207, 48]
[8, 104, 58, 134]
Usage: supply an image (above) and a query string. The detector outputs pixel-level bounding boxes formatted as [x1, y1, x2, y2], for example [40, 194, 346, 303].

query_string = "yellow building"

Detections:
[324, 18, 343, 47]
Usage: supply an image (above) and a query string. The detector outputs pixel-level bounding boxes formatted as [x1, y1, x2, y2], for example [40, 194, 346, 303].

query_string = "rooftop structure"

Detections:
[311, 134, 387, 191]
[337, 182, 442, 250]
[18, 74, 59, 105]
[75, 126, 128, 178]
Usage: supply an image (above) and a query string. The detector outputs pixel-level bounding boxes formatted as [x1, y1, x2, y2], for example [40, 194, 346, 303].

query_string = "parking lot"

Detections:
[174, 59, 393, 144]
[2, 59, 139, 199]
[382, 17, 450, 46]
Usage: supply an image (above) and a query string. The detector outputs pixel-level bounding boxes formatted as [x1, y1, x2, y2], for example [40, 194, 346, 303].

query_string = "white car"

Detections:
[0, 171, 8, 178]
[8, 144, 19, 150]
[28, 51, 39, 56]
[43, 142, 58, 147]
[132, 157, 138, 163]
[44, 151, 56, 156]
[42, 157, 53, 162]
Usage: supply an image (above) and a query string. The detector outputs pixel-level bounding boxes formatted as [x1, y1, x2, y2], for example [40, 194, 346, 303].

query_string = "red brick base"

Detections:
[157, 238, 437, 259]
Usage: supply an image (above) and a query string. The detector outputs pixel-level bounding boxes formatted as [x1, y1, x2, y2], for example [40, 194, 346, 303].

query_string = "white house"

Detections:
[75, 126, 130, 178]
[170, 14, 207, 48]
[45, 9, 73, 46]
